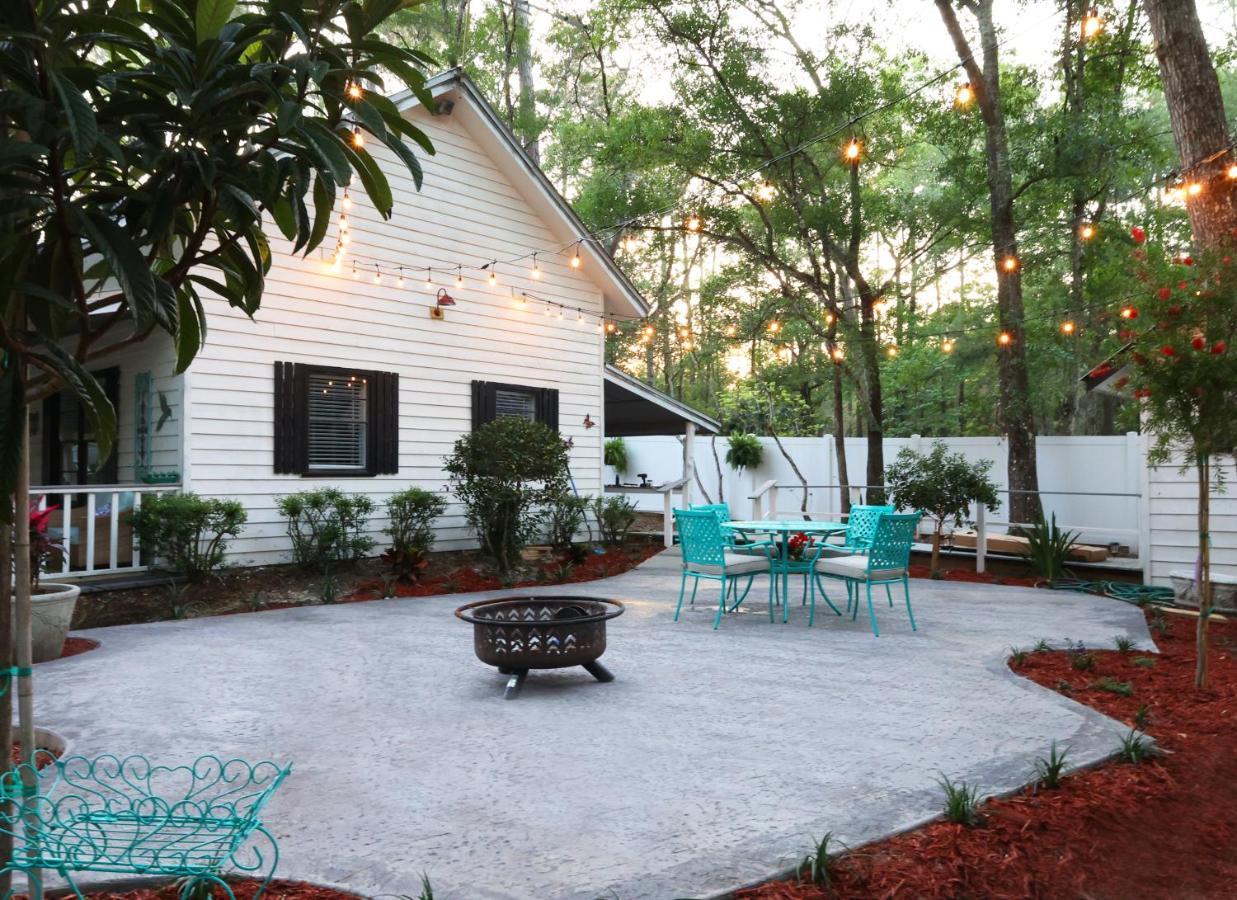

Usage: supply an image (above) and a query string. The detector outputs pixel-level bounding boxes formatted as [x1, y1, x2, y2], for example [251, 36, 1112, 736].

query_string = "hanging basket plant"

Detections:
[725, 433, 764, 471]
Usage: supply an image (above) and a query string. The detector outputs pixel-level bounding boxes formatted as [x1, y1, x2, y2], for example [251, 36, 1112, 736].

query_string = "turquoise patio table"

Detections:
[724, 520, 849, 622]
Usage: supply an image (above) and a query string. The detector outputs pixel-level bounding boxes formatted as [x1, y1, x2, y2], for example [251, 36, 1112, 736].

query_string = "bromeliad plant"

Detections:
[28, 500, 65, 590]
[1118, 234, 1237, 688]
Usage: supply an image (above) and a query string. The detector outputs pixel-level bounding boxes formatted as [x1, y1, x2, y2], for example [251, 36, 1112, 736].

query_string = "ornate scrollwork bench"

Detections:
[0, 754, 291, 899]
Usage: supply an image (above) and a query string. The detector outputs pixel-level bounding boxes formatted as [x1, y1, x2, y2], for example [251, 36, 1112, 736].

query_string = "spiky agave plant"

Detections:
[1024, 514, 1079, 584]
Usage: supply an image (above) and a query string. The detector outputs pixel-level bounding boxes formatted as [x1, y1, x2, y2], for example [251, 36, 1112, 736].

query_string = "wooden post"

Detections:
[663, 489, 674, 549]
[682, 423, 696, 509]
[975, 503, 987, 575]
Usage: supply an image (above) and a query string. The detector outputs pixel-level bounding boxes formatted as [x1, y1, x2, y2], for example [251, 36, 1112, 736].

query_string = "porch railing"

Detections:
[31, 483, 180, 579]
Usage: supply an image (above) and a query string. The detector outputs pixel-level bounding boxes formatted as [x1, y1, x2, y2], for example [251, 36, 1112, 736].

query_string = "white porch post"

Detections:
[682, 422, 696, 508]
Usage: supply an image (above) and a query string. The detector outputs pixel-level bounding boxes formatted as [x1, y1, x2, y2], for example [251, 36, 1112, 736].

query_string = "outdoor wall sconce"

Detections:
[430, 287, 456, 320]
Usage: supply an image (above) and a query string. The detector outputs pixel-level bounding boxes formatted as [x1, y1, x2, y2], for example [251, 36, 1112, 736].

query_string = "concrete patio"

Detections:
[33, 550, 1150, 899]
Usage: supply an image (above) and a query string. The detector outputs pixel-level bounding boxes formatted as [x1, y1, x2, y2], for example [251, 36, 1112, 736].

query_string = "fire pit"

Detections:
[454, 596, 625, 699]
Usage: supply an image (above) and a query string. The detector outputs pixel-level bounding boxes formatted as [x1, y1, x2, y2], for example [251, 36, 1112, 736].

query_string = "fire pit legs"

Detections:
[504, 669, 528, 700]
[583, 660, 614, 683]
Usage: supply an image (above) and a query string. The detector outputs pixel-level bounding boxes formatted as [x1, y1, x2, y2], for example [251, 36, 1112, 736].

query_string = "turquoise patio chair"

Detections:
[691, 502, 774, 555]
[813, 512, 919, 637]
[674, 508, 774, 629]
[816, 503, 894, 559]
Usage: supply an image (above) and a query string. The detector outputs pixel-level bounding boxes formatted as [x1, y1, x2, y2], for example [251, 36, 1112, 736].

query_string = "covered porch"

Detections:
[603, 364, 720, 546]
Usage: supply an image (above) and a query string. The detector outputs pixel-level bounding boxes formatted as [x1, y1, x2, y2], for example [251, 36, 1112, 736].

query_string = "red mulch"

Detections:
[908, 563, 1040, 587]
[55, 636, 100, 659]
[737, 610, 1237, 900]
[347, 543, 663, 600]
[21, 879, 355, 899]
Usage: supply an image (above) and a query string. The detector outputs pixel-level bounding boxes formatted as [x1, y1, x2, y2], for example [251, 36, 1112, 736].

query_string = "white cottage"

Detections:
[31, 70, 675, 574]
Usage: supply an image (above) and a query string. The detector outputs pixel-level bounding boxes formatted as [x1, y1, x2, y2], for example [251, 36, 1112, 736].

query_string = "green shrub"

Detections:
[277, 488, 375, 571]
[383, 487, 446, 581]
[444, 418, 570, 576]
[131, 492, 246, 578]
[545, 491, 591, 550]
[725, 433, 763, 470]
[592, 495, 638, 544]
[1023, 514, 1079, 583]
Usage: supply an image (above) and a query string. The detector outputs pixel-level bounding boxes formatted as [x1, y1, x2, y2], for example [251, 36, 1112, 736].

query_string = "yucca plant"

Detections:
[1023, 514, 1079, 584]
[1034, 741, 1070, 789]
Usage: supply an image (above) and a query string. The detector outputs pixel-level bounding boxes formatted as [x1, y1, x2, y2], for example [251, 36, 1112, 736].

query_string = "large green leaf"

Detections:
[48, 72, 97, 156]
[29, 342, 118, 470]
[173, 287, 206, 373]
[195, 0, 236, 44]
[77, 211, 158, 325]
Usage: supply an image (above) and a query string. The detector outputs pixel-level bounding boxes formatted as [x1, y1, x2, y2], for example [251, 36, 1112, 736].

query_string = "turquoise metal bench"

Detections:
[0, 754, 291, 899]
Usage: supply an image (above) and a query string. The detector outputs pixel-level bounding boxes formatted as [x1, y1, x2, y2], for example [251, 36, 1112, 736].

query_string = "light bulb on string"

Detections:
[843, 137, 862, 163]
[557, 307, 564, 320]
[1228, 163, 1237, 180]
[530, 254, 541, 280]
[1001, 254, 1020, 273]
[455, 267, 464, 289]
[941, 338, 955, 354]
[516, 291, 528, 310]
[997, 331, 1013, 346]
[372, 264, 381, 285]
[1185, 181, 1203, 198]
[488, 263, 498, 287]
[824, 312, 836, 325]
[350, 260, 358, 280]
[685, 213, 703, 233]
[570, 244, 582, 268]
[425, 268, 433, 290]
[756, 181, 777, 202]
[1060, 320, 1076, 335]
[1079, 223, 1096, 241]
[885, 345, 899, 358]
[831, 346, 845, 362]
[397, 267, 405, 288]
[955, 82, 974, 108]
[605, 321, 618, 334]
[577, 309, 584, 325]
[725, 323, 738, 338]
[1081, 7, 1103, 39]
[767, 320, 781, 334]
[346, 81, 363, 100]
[339, 213, 348, 233]
[339, 230, 350, 246]
[342, 188, 352, 211]
[351, 126, 364, 149]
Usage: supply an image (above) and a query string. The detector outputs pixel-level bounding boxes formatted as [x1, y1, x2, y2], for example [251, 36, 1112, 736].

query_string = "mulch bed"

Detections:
[347, 542, 663, 599]
[738, 609, 1237, 899]
[908, 563, 1040, 587]
[55, 636, 100, 659]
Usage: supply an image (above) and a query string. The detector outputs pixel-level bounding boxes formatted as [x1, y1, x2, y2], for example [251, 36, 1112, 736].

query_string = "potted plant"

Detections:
[725, 433, 764, 472]
[23, 500, 79, 663]
[604, 437, 629, 487]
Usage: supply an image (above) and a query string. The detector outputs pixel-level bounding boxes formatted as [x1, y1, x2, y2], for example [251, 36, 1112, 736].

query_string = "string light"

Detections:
[571, 244, 582, 268]
[885, 345, 899, 358]
[824, 312, 836, 325]
[605, 321, 618, 334]
[455, 266, 464, 289]
[516, 291, 528, 309]
[941, 338, 955, 354]
[346, 82, 363, 100]
[350, 260, 358, 279]
[1185, 181, 1203, 197]
[1001, 255, 1020, 273]
[397, 267, 405, 287]
[1079, 223, 1096, 241]
[955, 82, 974, 107]
[621, 234, 639, 253]
[756, 181, 777, 202]
[530, 253, 541, 280]
[577, 309, 584, 325]
[372, 264, 381, 284]
[488, 263, 498, 287]
[1228, 163, 1237, 180]
[351, 126, 364, 149]
[1060, 320, 1076, 335]
[843, 138, 862, 162]
[997, 331, 1013, 346]
[767, 320, 781, 334]
[1081, 7, 1103, 39]
[685, 213, 703, 233]
[342, 188, 352, 211]
[425, 268, 433, 289]
[831, 346, 845, 362]
[1120, 305, 1139, 319]
[724, 323, 738, 338]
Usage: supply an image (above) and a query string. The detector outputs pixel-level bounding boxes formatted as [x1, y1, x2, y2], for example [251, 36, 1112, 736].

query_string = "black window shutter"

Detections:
[372, 371, 399, 474]
[471, 380, 499, 430]
[538, 387, 559, 431]
[273, 362, 299, 474]
[292, 363, 309, 473]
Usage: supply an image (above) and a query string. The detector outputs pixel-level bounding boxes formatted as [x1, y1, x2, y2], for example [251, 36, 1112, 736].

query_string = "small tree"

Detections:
[444, 418, 570, 576]
[885, 442, 1000, 577]
[1121, 234, 1237, 689]
[383, 487, 446, 582]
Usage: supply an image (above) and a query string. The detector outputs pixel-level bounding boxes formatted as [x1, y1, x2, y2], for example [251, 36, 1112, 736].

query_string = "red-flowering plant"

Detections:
[1123, 233, 1237, 688]
[787, 532, 810, 561]
[28, 499, 65, 591]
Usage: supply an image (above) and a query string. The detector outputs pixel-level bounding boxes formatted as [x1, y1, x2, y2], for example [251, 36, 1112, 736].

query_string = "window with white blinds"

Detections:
[494, 388, 537, 421]
[307, 372, 367, 471]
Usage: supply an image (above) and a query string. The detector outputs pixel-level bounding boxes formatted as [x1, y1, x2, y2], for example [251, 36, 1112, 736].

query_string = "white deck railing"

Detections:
[31, 483, 180, 579]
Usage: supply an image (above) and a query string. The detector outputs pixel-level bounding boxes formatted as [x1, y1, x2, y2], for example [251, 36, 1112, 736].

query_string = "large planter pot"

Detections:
[12, 583, 81, 663]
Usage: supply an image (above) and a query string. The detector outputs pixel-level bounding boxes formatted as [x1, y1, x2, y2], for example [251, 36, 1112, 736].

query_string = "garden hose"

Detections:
[1047, 578, 1176, 606]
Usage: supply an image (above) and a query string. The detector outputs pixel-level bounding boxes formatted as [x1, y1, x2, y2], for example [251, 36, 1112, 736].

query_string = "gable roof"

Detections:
[390, 70, 648, 319]
[604, 364, 720, 436]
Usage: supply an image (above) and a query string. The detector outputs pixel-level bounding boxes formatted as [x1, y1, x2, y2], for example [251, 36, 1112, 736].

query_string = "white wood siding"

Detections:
[189, 99, 608, 566]
[1147, 454, 1237, 585]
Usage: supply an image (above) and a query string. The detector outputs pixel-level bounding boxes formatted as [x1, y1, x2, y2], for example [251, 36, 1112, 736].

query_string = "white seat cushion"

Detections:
[687, 552, 770, 577]
[815, 554, 905, 581]
[816, 544, 860, 559]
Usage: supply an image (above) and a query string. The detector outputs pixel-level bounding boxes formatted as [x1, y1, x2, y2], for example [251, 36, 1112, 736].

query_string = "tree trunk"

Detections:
[1195, 454, 1213, 688]
[1143, 0, 1236, 249]
[831, 338, 851, 515]
[937, 0, 1043, 525]
[513, 0, 539, 165]
[931, 527, 943, 577]
[711, 434, 725, 503]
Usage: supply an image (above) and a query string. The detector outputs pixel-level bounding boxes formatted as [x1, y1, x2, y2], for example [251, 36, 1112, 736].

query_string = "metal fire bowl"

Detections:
[454, 596, 625, 671]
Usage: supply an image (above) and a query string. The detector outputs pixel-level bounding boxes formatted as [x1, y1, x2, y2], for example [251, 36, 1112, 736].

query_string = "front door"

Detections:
[43, 367, 120, 485]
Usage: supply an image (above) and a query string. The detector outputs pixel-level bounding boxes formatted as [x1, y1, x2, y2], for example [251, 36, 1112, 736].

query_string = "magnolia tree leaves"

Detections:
[0, 0, 438, 517]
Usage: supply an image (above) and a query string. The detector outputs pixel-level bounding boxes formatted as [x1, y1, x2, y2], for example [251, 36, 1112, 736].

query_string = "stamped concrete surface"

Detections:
[33, 551, 1150, 900]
